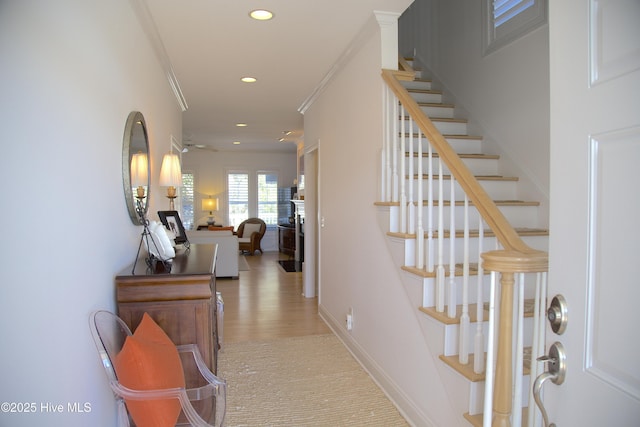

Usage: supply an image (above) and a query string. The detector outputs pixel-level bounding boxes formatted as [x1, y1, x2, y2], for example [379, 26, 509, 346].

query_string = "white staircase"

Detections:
[377, 60, 549, 426]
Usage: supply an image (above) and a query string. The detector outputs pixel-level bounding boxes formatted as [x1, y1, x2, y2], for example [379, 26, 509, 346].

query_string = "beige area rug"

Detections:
[217, 334, 409, 427]
[238, 255, 250, 271]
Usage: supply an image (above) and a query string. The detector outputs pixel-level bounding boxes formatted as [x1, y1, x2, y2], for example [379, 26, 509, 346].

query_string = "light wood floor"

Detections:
[216, 252, 331, 344]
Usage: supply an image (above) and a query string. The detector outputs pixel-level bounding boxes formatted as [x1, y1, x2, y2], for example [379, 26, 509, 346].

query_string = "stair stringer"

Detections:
[378, 204, 543, 420]
[377, 205, 488, 423]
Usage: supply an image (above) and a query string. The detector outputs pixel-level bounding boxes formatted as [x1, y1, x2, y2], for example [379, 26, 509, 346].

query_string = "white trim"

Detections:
[318, 305, 434, 427]
[299, 11, 400, 115]
[482, 0, 547, 56]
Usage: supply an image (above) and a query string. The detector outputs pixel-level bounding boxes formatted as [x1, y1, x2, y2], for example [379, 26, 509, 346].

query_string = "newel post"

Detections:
[481, 249, 548, 427]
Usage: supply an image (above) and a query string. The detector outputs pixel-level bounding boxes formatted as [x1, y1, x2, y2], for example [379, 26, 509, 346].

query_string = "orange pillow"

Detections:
[114, 313, 186, 427]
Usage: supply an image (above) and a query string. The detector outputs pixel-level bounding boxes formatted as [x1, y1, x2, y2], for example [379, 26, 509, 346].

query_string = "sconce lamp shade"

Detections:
[130, 152, 148, 188]
[202, 197, 219, 212]
[159, 153, 183, 187]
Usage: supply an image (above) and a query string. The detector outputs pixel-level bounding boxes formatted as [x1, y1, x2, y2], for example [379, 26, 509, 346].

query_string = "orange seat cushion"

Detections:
[114, 313, 186, 427]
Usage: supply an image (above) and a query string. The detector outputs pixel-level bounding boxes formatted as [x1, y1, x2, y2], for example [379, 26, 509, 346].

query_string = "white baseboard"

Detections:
[318, 304, 435, 427]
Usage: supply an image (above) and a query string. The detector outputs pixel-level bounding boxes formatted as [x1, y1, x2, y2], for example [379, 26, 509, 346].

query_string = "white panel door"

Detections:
[546, 0, 640, 425]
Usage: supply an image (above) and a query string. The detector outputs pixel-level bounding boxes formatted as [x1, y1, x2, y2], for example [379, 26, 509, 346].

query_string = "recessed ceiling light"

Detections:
[249, 9, 274, 21]
[233, 141, 241, 145]
[241, 77, 257, 83]
[236, 123, 248, 127]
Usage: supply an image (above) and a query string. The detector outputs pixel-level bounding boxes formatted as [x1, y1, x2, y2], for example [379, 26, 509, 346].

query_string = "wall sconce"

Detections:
[130, 151, 148, 200]
[202, 196, 219, 225]
[159, 153, 182, 210]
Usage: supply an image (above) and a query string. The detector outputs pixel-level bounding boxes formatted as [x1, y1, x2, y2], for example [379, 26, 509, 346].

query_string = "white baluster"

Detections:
[483, 271, 498, 427]
[447, 178, 456, 319]
[528, 272, 547, 427]
[513, 273, 525, 427]
[407, 115, 415, 235]
[382, 86, 388, 201]
[400, 106, 406, 233]
[392, 95, 398, 203]
[436, 157, 445, 313]
[474, 216, 485, 374]
[459, 195, 470, 364]
[427, 140, 434, 272]
[416, 130, 424, 269]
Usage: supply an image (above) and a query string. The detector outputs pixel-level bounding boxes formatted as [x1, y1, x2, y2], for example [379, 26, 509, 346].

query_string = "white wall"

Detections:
[400, 0, 550, 226]
[303, 15, 458, 426]
[182, 149, 298, 251]
[0, 1, 182, 425]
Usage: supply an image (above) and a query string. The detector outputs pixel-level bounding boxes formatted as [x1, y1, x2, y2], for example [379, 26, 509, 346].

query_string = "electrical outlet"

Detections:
[346, 307, 353, 331]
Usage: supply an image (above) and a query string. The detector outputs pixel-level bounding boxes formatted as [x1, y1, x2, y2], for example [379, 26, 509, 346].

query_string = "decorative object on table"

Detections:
[202, 196, 219, 225]
[145, 221, 176, 260]
[122, 111, 150, 225]
[159, 152, 182, 210]
[132, 193, 173, 274]
[158, 210, 189, 246]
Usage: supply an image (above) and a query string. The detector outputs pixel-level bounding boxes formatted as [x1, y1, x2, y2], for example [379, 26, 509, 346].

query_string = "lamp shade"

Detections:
[202, 197, 219, 212]
[159, 153, 182, 187]
[130, 152, 148, 187]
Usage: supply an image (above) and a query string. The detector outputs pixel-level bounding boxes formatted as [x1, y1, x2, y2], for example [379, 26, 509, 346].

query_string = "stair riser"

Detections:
[405, 234, 549, 268]
[418, 104, 455, 118]
[398, 119, 468, 134]
[407, 91, 442, 103]
[442, 316, 535, 357]
[406, 157, 499, 176]
[404, 204, 540, 230]
[407, 138, 483, 154]
[404, 179, 519, 200]
[401, 80, 433, 90]
[419, 267, 544, 308]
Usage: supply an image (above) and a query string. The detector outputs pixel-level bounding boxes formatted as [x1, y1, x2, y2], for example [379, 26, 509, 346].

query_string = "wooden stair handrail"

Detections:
[381, 68, 539, 256]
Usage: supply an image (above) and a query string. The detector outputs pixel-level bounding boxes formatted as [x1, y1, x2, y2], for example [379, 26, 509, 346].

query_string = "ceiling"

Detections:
[144, 0, 413, 154]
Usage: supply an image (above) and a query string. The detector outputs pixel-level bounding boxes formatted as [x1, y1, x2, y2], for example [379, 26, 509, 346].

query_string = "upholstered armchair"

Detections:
[237, 218, 266, 255]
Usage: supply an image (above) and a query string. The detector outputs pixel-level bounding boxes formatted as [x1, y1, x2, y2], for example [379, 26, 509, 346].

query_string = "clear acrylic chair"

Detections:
[89, 310, 226, 426]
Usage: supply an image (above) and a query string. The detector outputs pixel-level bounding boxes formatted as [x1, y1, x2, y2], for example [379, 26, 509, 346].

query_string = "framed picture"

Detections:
[158, 210, 188, 245]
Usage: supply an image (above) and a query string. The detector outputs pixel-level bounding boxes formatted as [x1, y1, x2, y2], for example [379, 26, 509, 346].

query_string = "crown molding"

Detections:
[130, 0, 188, 112]
[299, 11, 400, 115]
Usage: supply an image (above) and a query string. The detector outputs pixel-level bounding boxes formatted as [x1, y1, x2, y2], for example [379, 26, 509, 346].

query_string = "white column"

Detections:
[374, 11, 401, 70]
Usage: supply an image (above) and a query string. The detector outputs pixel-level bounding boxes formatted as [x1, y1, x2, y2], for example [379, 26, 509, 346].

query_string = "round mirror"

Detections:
[122, 111, 150, 224]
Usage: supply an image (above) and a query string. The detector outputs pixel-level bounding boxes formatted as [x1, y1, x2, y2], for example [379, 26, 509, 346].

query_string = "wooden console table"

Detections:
[115, 244, 219, 384]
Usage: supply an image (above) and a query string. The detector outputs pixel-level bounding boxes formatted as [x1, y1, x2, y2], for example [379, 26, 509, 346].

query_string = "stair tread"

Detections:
[409, 174, 519, 181]
[440, 347, 532, 383]
[464, 409, 530, 427]
[406, 152, 499, 160]
[417, 101, 456, 108]
[407, 88, 443, 95]
[388, 227, 549, 242]
[419, 299, 535, 325]
[376, 200, 540, 207]
[402, 132, 483, 140]
[419, 302, 489, 324]
[401, 116, 465, 123]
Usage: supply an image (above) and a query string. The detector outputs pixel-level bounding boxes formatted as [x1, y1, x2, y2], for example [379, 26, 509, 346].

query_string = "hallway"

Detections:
[216, 252, 331, 344]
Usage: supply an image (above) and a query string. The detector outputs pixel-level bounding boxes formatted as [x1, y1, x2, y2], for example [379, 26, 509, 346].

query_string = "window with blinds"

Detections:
[257, 172, 278, 225]
[181, 172, 195, 230]
[483, 0, 546, 55]
[228, 172, 249, 227]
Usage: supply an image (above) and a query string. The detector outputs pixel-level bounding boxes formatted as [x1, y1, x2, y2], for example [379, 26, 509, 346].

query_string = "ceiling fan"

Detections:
[182, 137, 217, 153]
